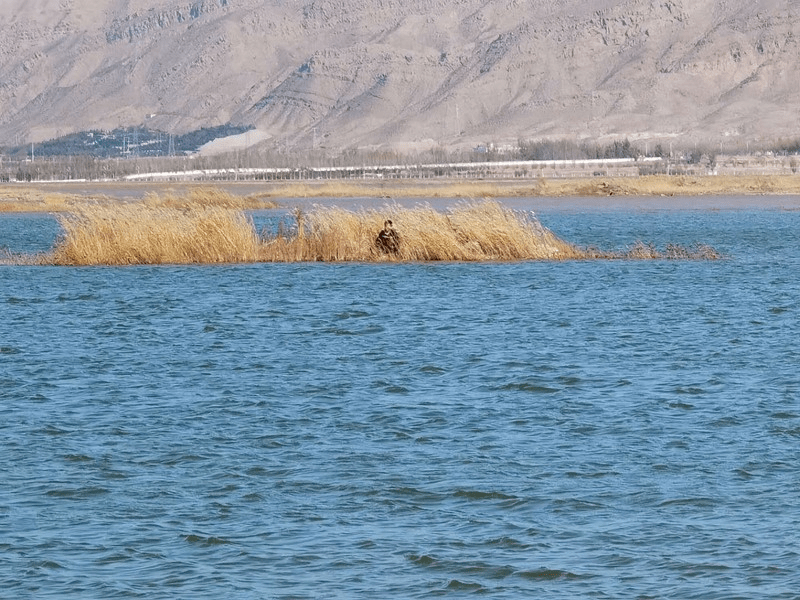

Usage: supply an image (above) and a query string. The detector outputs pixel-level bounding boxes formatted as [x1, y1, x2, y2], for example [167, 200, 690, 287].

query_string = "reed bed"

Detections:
[249, 174, 800, 199]
[39, 197, 719, 265]
[0, 185, 278, 212]
[257, 201, 583, 262]
[260, 180, 546, 199]
[44, 199, 583, 265]
[50, 204, 263, 265]
[142, 186, 279, 210]
[0, 188, 90, 212]
[562, 175, 800, 197]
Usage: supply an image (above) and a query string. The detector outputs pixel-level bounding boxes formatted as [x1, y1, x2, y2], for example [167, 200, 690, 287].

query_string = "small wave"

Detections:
[95, 552, 132, 565]
[162, 453, 208, 466]
[63, 454, 93, 462]
[566, 470, 619, 479]
[516, 568, 589, 581]
[770, 426, 800, 438]
[373, 380, 410, 394]
[445, 579, 485, 591]
[769, 306, 790, 314]
[498, 382, 560, 394]
[46, 487, 109, 499]
[711, 416, 740, 427]
[325, 327, 357, 335]
[56, 293, 98, 302]
[183, 534, 234, 546]
[385, 385, 410, 394]
[37, 425, 70, 436]
[30, 560, 64, 570]
[771, 411, 799, 419]
[326, 325, 384, 335]
[408, 554, 517, 582]
[334, 310, 372, 319]
[675, 385, 706, 395]
[486, 536, 533, 550]
[668, 401, 694, 410]
[389, 487, 444, 502]
[5, 296, 44, 305]
[408, 553, 437, 567]
[552, 498, 607, 511]
[658, 497, 716, 508]
[453, 489, 517, 501]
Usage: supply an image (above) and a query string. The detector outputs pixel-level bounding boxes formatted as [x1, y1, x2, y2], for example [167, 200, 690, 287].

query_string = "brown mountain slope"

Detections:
[1, 0, 798, 152]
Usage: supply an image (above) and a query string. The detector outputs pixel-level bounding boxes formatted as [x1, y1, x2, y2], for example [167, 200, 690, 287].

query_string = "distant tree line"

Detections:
[2, 132, 800, 182]
[514, 138, 640, 161]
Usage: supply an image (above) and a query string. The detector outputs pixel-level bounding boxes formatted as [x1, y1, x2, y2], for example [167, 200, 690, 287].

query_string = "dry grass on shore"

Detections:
[258, 180, 536, 199]
[0, 186, 278, 212]
[554, 174, 800, 197]
[255, 173, 800, 199]
[36, 197, 718, 266]
[141, 187, 279, 210]
[4, 173, 800, 213]
[0, 188, 88, 212]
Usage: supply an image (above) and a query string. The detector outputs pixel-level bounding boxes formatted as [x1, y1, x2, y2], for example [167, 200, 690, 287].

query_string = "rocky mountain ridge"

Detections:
[1, 0, 799, 154]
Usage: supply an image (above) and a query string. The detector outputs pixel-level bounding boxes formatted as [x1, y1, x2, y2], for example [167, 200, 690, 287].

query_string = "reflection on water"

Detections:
[1, 205, 799, 598]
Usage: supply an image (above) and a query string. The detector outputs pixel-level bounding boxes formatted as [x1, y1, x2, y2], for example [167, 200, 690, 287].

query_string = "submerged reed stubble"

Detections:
[43, 197, 718, 265]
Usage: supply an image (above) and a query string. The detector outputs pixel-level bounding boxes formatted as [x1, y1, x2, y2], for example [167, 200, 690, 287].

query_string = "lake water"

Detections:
[2, 198, 799, 599]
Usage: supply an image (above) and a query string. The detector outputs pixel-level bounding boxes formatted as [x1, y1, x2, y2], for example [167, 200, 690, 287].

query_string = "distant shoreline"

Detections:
[3, 174, 800, 213]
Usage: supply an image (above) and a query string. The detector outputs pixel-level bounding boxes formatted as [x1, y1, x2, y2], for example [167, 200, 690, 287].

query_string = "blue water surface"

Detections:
[1, 202, 799, 599]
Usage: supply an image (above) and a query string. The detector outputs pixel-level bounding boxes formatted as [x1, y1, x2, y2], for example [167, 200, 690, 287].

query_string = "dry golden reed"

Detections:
[561, 175, 800, 197]
[38, 197, 718, 265]
[50, 204, 263, 265]
[259, 180, 547, 199]
[44, 199, 584, 265]
[0, 185, 278, 213]
[252, 174, 800, 199]
[142, 186, 279, 210]
[0, 188, 89, 212]
[275, 201, 585, 262]
[262, 202, 718, 262]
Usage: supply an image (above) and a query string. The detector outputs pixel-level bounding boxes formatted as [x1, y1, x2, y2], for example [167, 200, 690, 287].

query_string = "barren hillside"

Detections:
[1, 0, 799, 153]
